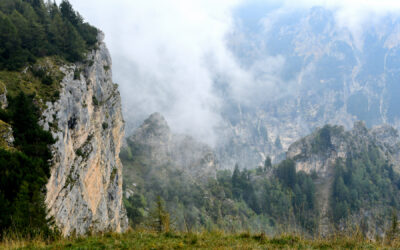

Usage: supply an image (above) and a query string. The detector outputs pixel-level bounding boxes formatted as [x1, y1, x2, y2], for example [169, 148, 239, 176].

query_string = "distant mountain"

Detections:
[121, 113, 223, 231]
[217, 6, 400, 169]
[122, 112, 400, 236]
[122, 113, 218, 185]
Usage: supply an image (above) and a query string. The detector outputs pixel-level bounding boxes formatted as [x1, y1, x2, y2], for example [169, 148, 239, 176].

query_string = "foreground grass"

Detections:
[1, 230, 399, 249]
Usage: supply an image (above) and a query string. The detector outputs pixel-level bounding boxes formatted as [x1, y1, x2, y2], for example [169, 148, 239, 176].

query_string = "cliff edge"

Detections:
[41, 33, 128, 236]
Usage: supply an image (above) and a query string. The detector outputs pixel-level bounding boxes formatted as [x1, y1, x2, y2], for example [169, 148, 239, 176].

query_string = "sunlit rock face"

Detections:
[216, 6, 400, 169]
[41, 34, 128, 236]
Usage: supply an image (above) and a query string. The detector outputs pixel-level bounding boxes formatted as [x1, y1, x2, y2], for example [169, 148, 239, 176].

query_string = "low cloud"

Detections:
[66, 0, 248, 145]
[279, 0, 400, 49]
[64, 0, 400, 145]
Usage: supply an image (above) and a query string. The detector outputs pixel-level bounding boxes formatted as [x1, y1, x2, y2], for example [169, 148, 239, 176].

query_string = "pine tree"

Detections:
[264, 156, 272, 171]
[388, 210, 398, 243]
[59, 0, 78, 26]
[232, 164, 241, 199]
[150, 196, 170, 233]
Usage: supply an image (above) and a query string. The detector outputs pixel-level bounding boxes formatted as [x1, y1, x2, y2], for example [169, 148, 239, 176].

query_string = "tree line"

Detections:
[0, 0, 98, 239]
[122, 125, 400, 236]
[0, 0, 98, 71]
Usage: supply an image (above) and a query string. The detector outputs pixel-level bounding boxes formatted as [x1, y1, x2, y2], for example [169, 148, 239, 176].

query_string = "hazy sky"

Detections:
[64, 0, 400, 144]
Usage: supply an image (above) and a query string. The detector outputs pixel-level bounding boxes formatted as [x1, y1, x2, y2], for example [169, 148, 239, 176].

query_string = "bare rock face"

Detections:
[41, 34, 128, 236]
[287, 121, 400, 176]
[0, 83, 8, 109]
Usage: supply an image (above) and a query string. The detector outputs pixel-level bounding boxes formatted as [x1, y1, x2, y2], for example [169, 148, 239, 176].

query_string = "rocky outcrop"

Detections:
[41, 33, 128, 236]
[287, 122, 400, 176]
[0, 83, 8, 109]
[126, 113, 218, 180]
[286, 121, 400, 235]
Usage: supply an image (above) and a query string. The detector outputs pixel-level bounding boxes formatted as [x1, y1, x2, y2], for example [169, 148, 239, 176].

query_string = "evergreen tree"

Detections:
[276, 159, 296, 189]
[150, 196, 170, 233]
[60, 0, 79, 26]
[264, 156, 272, 171]
[0, 93, 56, 238]
[124, 194, 147, 228]
[0, 0, 98, 70]
[232, 164, 241, 199]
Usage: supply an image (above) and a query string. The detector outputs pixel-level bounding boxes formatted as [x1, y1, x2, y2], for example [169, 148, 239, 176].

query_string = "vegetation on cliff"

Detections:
[0, 0, 99, 240]
[0, 93, 55, 238]
[122, 121, 400, 237]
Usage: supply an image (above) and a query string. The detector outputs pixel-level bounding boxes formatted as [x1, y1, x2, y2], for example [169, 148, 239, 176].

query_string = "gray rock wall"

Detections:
[41, 34, 128, 236]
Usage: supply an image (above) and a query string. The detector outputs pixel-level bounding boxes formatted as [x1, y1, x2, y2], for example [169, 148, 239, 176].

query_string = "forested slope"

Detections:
[0, 0, 100, 238]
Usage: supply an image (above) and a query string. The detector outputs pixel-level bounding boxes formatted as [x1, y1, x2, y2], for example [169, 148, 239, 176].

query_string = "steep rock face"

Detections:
[287, 122, 400, 176]
[216, 7, 400, 169]
[126, 113, 218, 181]
[41, 34, 128, 236]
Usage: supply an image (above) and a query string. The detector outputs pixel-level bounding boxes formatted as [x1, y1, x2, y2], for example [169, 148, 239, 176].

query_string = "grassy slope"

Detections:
[1, 230, 398, 249]
[0, 56, 65, 108]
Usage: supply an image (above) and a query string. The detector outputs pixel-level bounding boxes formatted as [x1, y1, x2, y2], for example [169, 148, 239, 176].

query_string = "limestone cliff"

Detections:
[41, 33, 128, 236]
[287, 122, 400, 177]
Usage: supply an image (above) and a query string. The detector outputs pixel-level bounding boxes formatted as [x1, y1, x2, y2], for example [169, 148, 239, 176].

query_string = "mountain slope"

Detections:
[121, 113, 223, 231]
[122, 114, 400, 236]
[123, 113, 217, 182]
[217, 6, 400, 169]
[287, 122, 400, 236]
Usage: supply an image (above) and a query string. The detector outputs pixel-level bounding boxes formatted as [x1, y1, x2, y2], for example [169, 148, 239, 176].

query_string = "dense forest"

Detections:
[0, 0, 98, 238]
[0, 93, 55, 238]
[0, 0, 98, 70]
[122, 125, 400, 236]
[122, 152, 318, 234]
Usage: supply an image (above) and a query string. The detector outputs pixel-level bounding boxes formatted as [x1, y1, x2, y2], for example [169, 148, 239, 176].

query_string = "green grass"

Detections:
[0, 56, 65, 110]
[1, 230, 398, 249]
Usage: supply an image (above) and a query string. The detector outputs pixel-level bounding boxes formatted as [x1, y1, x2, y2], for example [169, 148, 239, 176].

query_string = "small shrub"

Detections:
[76, 148, 83, 157]
[53, 90, 60, 99]
[92, 96, 99, 106]
[74, 68, 81, 80]
[239, 232, 251, 238]
[110, 168, 117, 181]
[102, 122, 108, 130]
[42, 75, 53, 85]
[31, 67, 46, 79]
